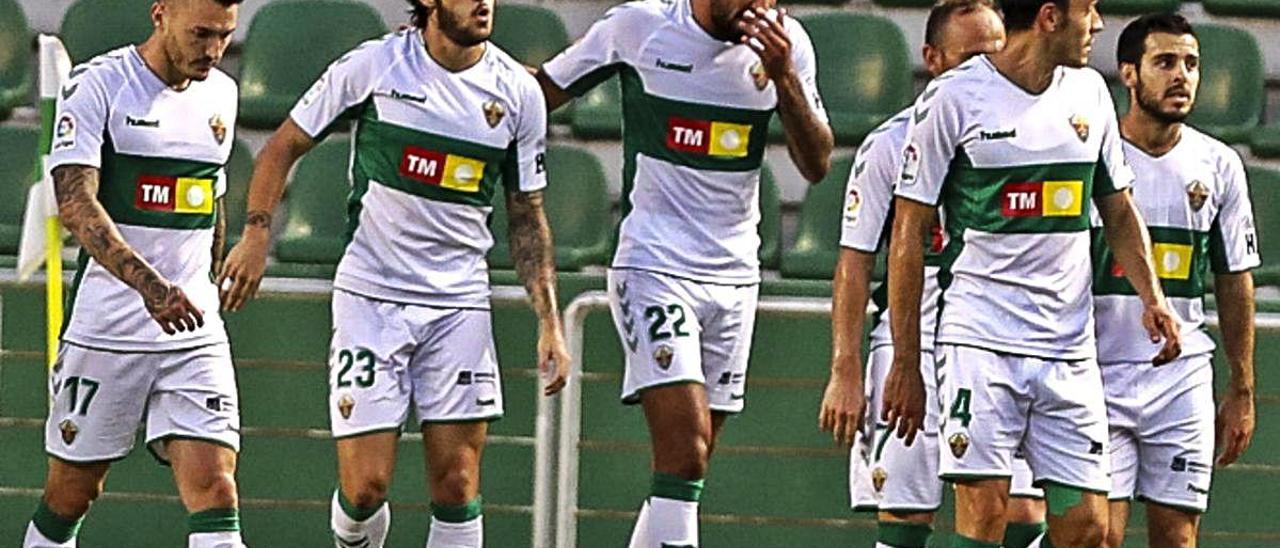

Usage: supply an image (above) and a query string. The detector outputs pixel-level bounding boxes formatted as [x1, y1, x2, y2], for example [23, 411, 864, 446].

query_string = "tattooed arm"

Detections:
[212, 196, 227, 275]
[53, 165, 204, 335]
[506, 189, 570, 395]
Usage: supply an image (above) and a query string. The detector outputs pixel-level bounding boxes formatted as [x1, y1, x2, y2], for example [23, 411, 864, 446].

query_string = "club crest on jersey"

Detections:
[337, 394, 355, 420]
[1069, 114, 1090, 142]
[400, 146, 486, 193]
[482, 100, 506, 128]
[872, 467, 888, 492]
[1186, 180, 1209, 212]
[209, 114, 227, 145]
[135, 176, 215, 214]
[59, 419, 78, 445]
[1000, 181, 1083, 218]
[666, 117, 751, 158]
[653, 345, 674, 370]
[948, 432, 970, 458]
[749, 61, 768, 91]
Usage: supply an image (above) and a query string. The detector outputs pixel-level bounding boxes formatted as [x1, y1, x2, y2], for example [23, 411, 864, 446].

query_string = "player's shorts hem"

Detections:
[877, 504, 943, 513]
[145, 434, 240, 466]
[1032, 479, 1110, 496]
[941, 472, 1012, 483]
[45, 450, 130, 466]
[419, 414, 504, 425]
[852, 504, 880, 513]
[332, 425, 404, 441]
[707, 403, 744, 415]
[1011, 493, 1046, 500]
[1108, 494, 1134, 502]
[60, 339, 230, 355]
[1134, 494, 1207, 515]
[621, 379, 704, 405]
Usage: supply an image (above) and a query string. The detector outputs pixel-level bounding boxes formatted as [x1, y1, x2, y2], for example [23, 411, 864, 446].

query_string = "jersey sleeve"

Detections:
[894, 82, 964, 207]
[1210, 150, 1261, 274]
[48, 66, 113, 170]
[786, 18, 829, 125]
[840, 127, 899, 253]
[503, 76, 549, 193]
[289, 39, 387, 139]
[1092, 78, 1135, 197]
[540, 5, 630, 96]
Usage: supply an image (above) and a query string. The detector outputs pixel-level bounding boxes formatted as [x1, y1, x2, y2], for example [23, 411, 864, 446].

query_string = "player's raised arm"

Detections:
[217, 119, 316, 310]
[739, 8, 832, 182]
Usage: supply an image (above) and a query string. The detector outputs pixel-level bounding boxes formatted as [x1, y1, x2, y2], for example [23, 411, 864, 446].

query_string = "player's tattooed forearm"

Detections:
[212, 197, 227, 270]
[245, 210, 272, 229]
[507, 190, 558, 318]
[53, 165, 170, 310]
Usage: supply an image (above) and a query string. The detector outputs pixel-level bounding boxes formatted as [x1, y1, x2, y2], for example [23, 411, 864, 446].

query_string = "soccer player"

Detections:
[880, 0, 1184, 546]
[1097, 14, 1258, 548]
[217, 1, 569, 546]
[820, 3, 1046, 547]
[535, 1, 833, 545]
[24, 1, 244, 547]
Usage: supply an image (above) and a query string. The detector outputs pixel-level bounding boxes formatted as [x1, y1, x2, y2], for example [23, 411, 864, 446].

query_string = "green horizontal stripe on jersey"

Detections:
[1091, 225, 1210, 299]
[940, 152, 1099, 234]
[98, 138, 221, 230]
[620, 66, 772, 172]
[352, 109, 508, 209]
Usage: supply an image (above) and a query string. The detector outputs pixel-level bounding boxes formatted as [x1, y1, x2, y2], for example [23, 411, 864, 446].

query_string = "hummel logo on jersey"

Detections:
[61, 83, 79, 100]
[135, 176, 214, 214]
[475, 398, 496, 406]
[389, 89, 427, 103]
[400, 146, 485, 193]
[666, 117, 750, 158]
[980, 129, 1016, 141]
[205, 397, 222, 412]
[655, 58, 693, 73]
[1089, 440, 1104, 455]
[1000, 181, 1083, 218]
[1187, 483, 1210, 495]
[126, 116, 160, 128]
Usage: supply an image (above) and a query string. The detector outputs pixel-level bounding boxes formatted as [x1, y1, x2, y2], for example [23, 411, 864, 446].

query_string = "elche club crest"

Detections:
[59, 419, 79, 445]
[483, 100, 506, 128]
[1069, 114, 1090, 142]
[653, 345, 674, 370]
[337, 394, 356, 420]
[948, 432, 970, 458]
[749, 61, 768, 91]
[871, 466, 887, 492]
[1187, 180, 1210, 212]
[209, 114, 226, 145]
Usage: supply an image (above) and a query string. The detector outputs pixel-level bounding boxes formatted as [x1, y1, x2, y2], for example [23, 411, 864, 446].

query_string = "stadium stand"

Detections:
[223, 138, 255, 246]
[1189, 23, 1265, 144]
[489, 4, 574, 124]
[1203, 0, 1280, 19]
[0, 124, 36, 255]
[272, 136, 351, 270]
[487, 144, 615, 271]
[569, 75, 623, 139]
[59, 0, 153, 64]
[1095, 0, 1181, 14]
[0, 0, 31, 120]
[759, 164, 783, 271]
[1247, 165, 1280, 285]
[238, 0, 387, 128]
[1254, 123, 1280, 157]
[780, 155, 854, 279]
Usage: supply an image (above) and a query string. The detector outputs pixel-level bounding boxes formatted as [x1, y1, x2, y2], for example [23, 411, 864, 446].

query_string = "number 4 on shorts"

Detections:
[949, 388, 972, 428]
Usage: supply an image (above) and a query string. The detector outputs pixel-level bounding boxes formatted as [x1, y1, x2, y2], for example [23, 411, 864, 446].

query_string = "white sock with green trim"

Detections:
[645, 473, 703, 548]
[188, 532, 245, 548]
[25, 500, 81, 547]
[425, 497, 483, 548]
[23, 521, 76, 548]
[626, 499, 651, 548]
[331, 490, 390, 548]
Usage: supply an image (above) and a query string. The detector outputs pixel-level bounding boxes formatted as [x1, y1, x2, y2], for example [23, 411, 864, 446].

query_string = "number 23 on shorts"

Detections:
[335, 347, 376, 388]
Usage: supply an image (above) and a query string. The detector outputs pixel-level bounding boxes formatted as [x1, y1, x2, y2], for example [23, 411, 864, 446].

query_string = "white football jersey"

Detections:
[895, 55, 1134, 360]
[1092, 127, 1260, 364]
[840, 109, 943, 351]
[542, 0, 827, 284]
[290, 30, 547, 309]
[49, 46, 236, 352]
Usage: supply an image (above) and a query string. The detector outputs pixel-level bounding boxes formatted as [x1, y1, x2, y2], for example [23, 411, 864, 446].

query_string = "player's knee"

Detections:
[1148, 522, 1195, 548]
[1051, 511, 1106, 548]
[190, 470, 239, 508]
[1103, 522, 1126, 548]
[345, 473, 392, 508]
[43, 484, 100, 519]
[430, 466, 478, 506]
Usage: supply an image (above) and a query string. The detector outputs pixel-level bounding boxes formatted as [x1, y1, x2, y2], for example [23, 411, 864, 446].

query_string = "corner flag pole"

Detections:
[31, 36, 71, 370]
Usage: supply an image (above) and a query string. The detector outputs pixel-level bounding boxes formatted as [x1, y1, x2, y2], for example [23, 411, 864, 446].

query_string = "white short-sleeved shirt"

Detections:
[49, 46, 236, 352]
[840, 109, 943, 350]
[291, 30, 548, 309]
[1093, 127, 1260, 364]
[542, 0, 827, 284]
[895, 55, 1134, 360]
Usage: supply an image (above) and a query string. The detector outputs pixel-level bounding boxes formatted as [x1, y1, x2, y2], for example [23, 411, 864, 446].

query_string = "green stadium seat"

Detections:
[0, 0, 32, 119]
[1107, 78, 1131, 117]
[759, 165, 782, 270]
[274, 137, 352, 265]
[222, 138, 254, 246]
[1246, 166, 1280, 286]
[569, 75, 622, 139]
[780, 155, 854, 279]
[783, 14, 912, 146]
[490, 4, 572, 125]
[489, 145, 614, 271]
[1204, 0, 1280, 18]
[238, 0, 387, 129]
[1187, 24, 1264, 144]
[1251, 124, 1280, 158]
[1097, 0, 1180, 14]
[60, 0, 154, 64]
[0, 125, 39, 254]
[871, 0, 932, 7]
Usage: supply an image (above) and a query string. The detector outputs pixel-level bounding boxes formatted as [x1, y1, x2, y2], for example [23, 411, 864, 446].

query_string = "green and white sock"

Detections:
[876, 521, 932, 548]
[331, 489, 390, 548]
[950, 534, 1000, 548]
[24, 500, 82, 547]
[187, 508, 243, 548]
[626, 498, 651, 548]
[1028, 533, 1054, 548]
[647, 473, 702, 548]
[1003, 522, 1047, 548]
[426, 496, 483, 548]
